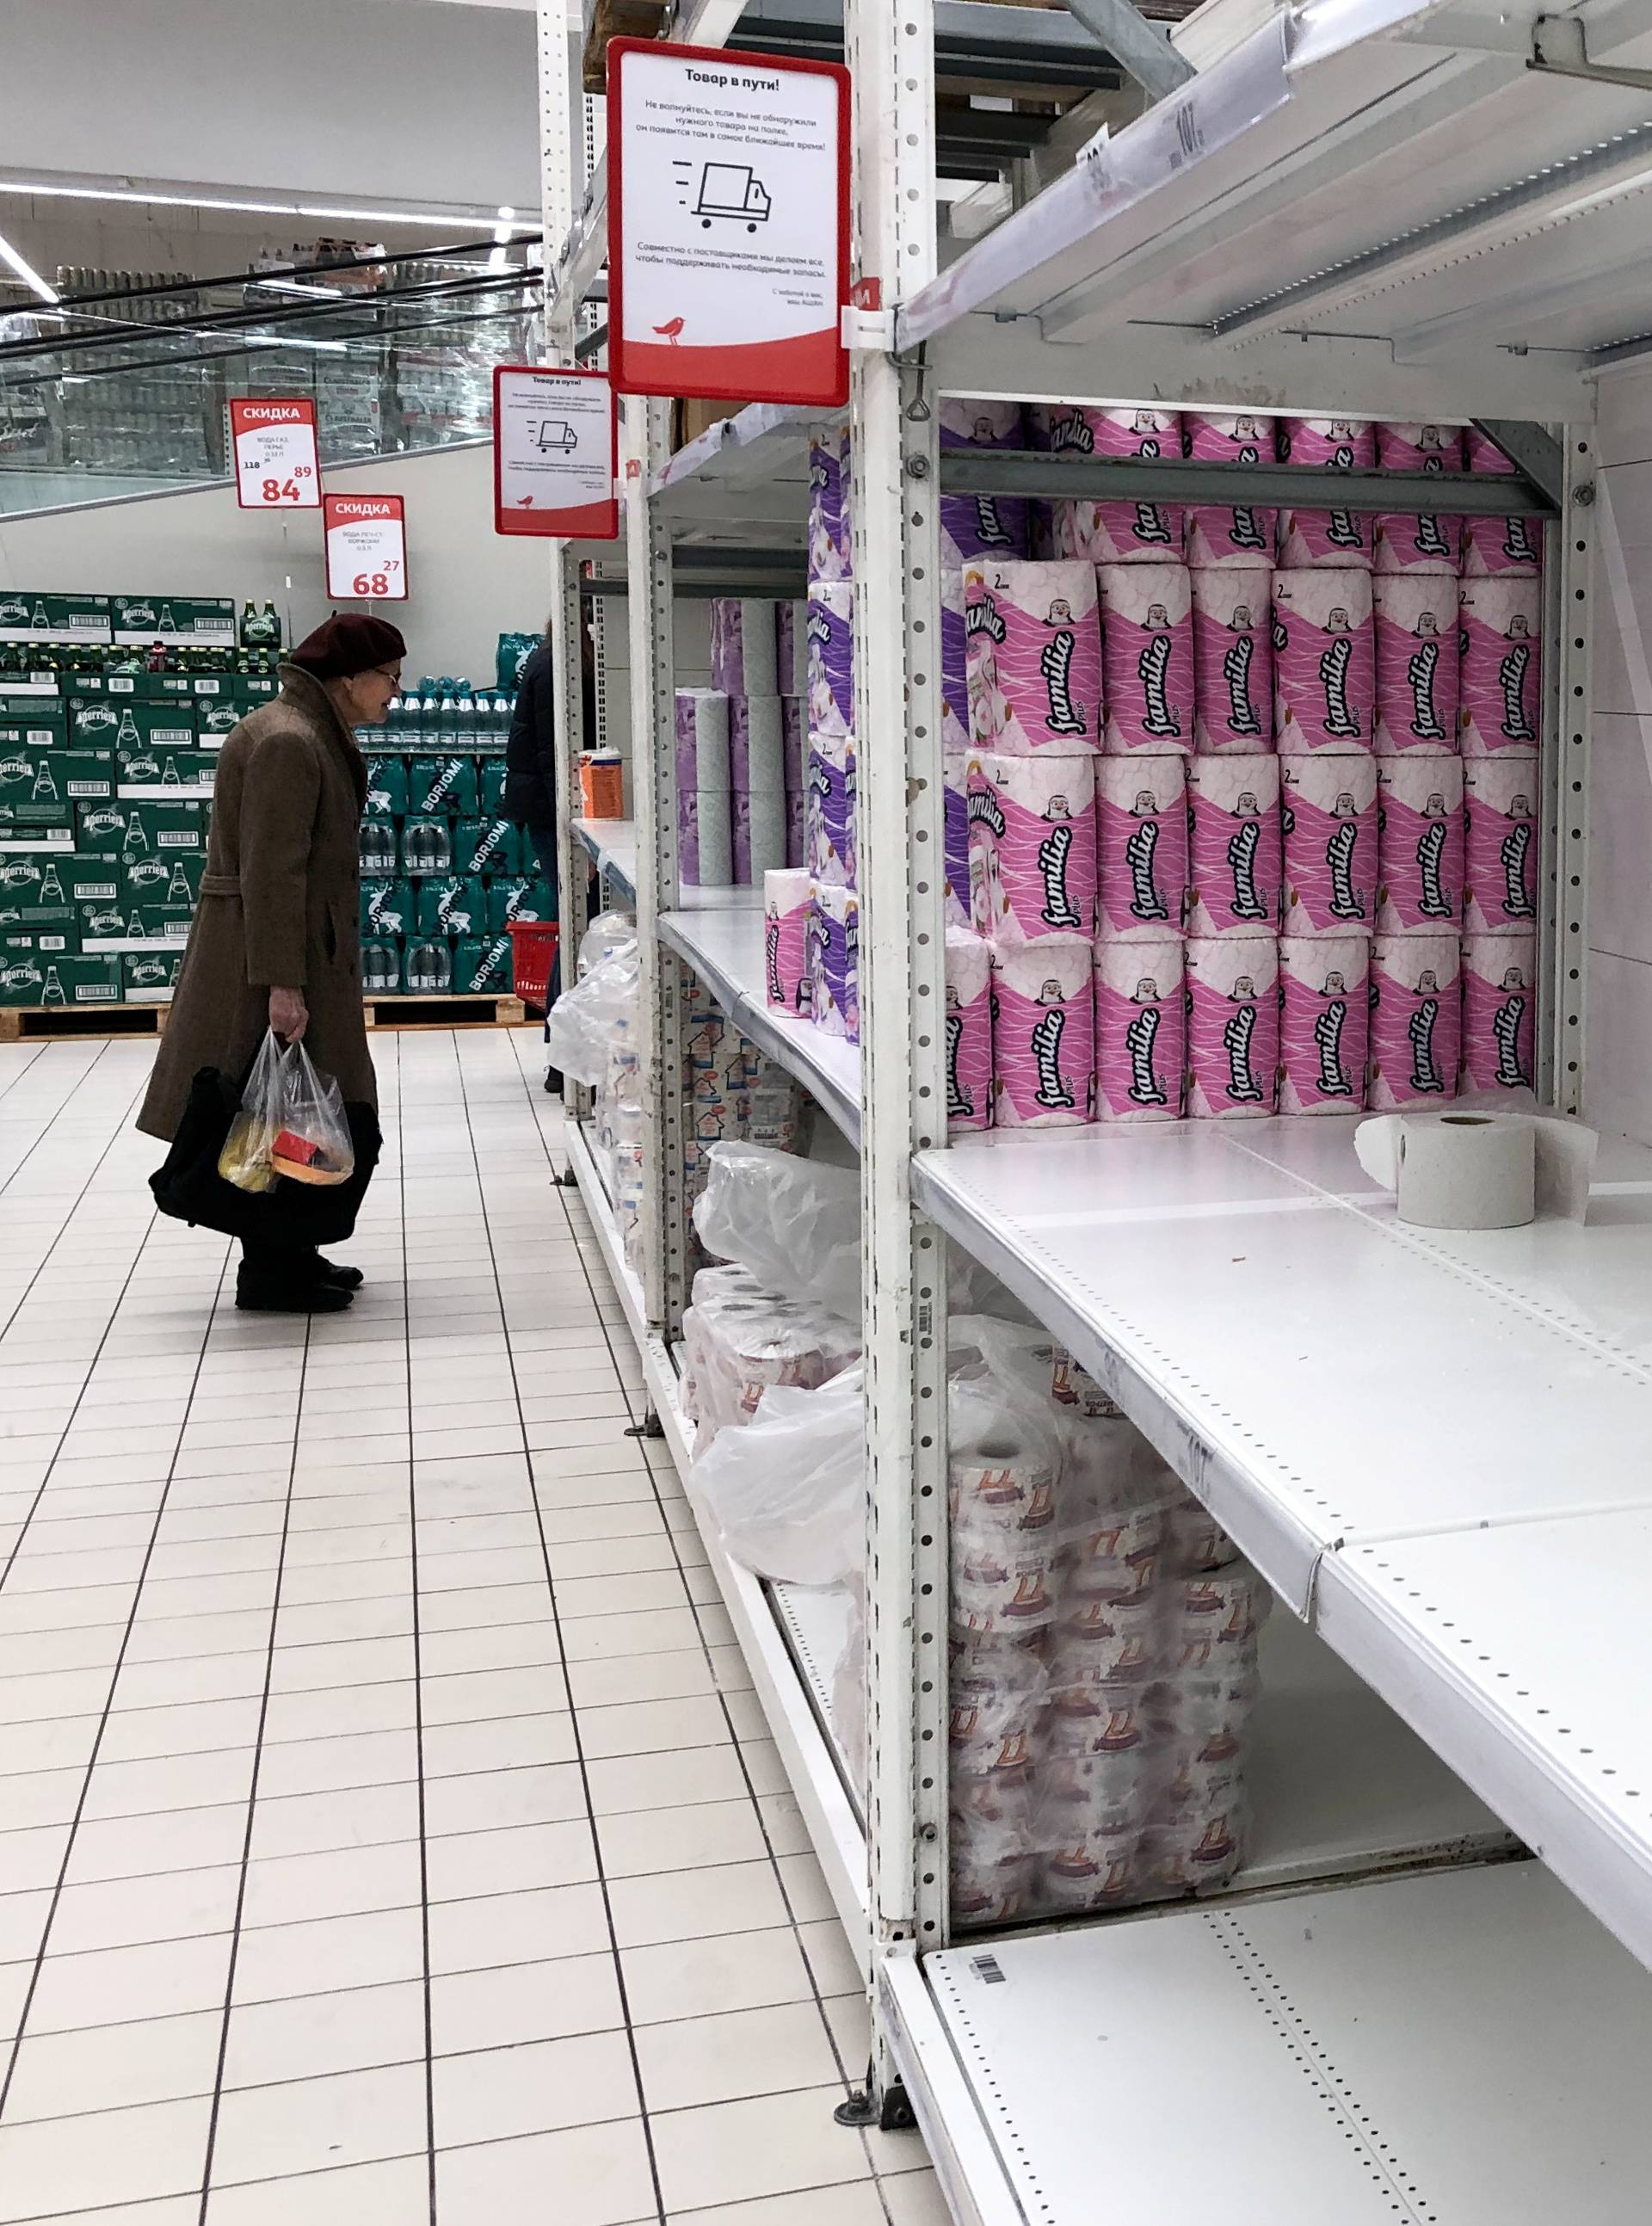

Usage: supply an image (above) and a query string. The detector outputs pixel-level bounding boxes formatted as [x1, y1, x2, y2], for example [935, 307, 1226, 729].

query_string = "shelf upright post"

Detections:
[847, 0, 950, 2103]
[1543, 427, 1593, 1114]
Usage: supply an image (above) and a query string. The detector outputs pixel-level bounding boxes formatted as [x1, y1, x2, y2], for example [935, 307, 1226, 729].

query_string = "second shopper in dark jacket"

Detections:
[503, 633, 558, 899]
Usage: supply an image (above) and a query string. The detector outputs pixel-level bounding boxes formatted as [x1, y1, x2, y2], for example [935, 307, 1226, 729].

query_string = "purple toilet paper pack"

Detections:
[1272, 568, 1376, 754]
[968, 749, 1097, 943]
[775, 601, 808, 694]
[942, 490, 1031, 570]
[965, 560, 1101, 754]
[1278, 416, 1377, 570]
[1462, 932, 1537, 1094]
[1459, 577, 1543, 755]
[810, 880, 860, 1040]
[1376, 755, 1464, 934]
[1281, 752, 1377, 937]
[1029, 404, 1184, 565]
[940, 399, 1025, 448]
[1095, 754, 1187, 942]
[710, 599, 780, 695]
[1373, 575, 1460, 756]
[1186, 936, 1279, 1119]
[946, 928, 993, 1133]
[808, 434, 849, 583]
[1373, 422, 1464, 577]
[780, 695, 804, 792]
[1187, 754, 1280, 939]
[1192, 569, 1274, 751]
[807, 583, 855, 738]
[733, 787, 787, 885]
[786, 787, 806, 869]
[1464, 429, 1543, 577]
[1184, 410, 1279, 570]
[1369, 933, 1459, 1108]
[1464, 757, 1539, 934]
[941, 570, 970, 752]
[1094, 937, 1184, 1122]
[1100, 564, 1194, 756]
[944, 749, 971, 928]
[807, 732, 857, 887]
[679, 788, 733, 888]
[1279, 935, 1369, 1114]
[989, 936, 1094, 1128]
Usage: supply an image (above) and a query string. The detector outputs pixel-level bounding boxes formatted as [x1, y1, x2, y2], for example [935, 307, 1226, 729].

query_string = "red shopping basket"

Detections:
[507, 921, 560, 1010]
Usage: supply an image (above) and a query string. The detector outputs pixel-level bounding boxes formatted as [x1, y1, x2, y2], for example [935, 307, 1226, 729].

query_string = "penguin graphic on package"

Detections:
[1223, 977, 1266, 1103]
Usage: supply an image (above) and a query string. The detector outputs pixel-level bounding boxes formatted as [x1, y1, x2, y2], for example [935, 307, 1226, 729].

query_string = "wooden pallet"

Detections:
[363, 992, 527, 1032]
[0, 1000, 170, 1042]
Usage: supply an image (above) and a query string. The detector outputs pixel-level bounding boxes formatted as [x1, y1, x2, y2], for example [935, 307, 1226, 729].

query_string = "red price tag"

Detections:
[231, 399, 321, 509]
[324, 495, 408, 602]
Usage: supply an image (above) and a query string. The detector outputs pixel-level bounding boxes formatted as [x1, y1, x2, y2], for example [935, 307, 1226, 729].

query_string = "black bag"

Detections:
[149, 1064, 382, 1246]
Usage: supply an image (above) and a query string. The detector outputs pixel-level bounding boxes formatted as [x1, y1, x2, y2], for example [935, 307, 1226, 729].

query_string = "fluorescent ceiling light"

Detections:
[246, 333, 349, 355]
[0, 227, 59, 303]
[251, 278, 345, 299]
[0, 179, 507, 231]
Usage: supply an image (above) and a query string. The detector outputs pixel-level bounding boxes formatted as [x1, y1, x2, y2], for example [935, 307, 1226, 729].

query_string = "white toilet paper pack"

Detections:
[729, 694, 786, 794]
[1377, 755, 1464, 934]
[1277, 416, 1378, 568]
[1030, 404, 1184, 564]
[966, 560, 1101, 754]
[990, 936, 1095, 1128]
[1463, 429, 1544, 577]
[808, 434, 848, 583]
[1094, 937, 1185, 1121]
[1186, 936, 1279, 1118]
[1280, 752, 1377, 936]
[780, 695, 805, 792]
[1187, 755, 1280, 938]
[1373, 422, 1464, 577]
[970, 750, 1097, 943]
[1464, 756, 1540, 933]
[1192, 569, 1273, 750]
[732, 786, 787, 885]
[1373, 576, 1460, 755]
[679, 787, 733, 888]
[775, 601, 808, 694]
[806, 583, 854, 738]
[1462, 932, 1538, 1094]
[1279, 935, 1369, 1113]
[946, 928, 993, 1133]
[809, 879, 860, 1040]
[1095, 755, 1188, 941]
[1273, 568, 1376, 753]
[1459, 577, 1543, 755]
[1369, 933, 1459, 1108]
[674, 688, 731, 792]
[710, 599, 779, 696]
[1184, 410, 1279, 570]
[1100, 563, 1194, 755]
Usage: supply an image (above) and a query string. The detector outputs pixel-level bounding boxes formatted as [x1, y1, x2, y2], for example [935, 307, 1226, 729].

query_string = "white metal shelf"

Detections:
[889, 1858, 1652, 2226]
[649, 401, 822, 542]
[571, 816, 638, 903]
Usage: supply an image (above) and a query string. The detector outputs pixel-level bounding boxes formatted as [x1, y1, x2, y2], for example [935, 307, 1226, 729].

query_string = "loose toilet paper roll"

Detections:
[808, 435, 848, 583]
[1396, 1112, 1536, 1229]
[965, 560, 1101, 754]
[1192, 569, 1274, 751]
[1186, 936, 1279, 1118]
[1377, 755, 1464, 934]
[1187, 755, 1280, 939]
[1094, 937, 1185, 1121]
[1095, 755, 1188, 941]
[1462, 932, 1538, 1093]
[943, 748, 971, 928]
[1368, 933, 1459, 1108]
[1100, 563, 1194, 755]
[679, 787, 733, 888]
[1277, 416, 1378, 569]
[1373, 422, 1464, 577]
[1281, 752, 1377, 935]
[729, 694, 786, 794]
[1357, 1105, 1598, 1220]
[941, 490, 1031, 570]
[940, 398, 1026, 449]
[809, 879, 860, 1041]
[1184, 410, 1279, 570]
[780, 695, 804, 792]
[734, 786, 787, 883]
[969, 750, 1097, 943]
[1460, 577, 1544, 755]
[1374, 575, 1461, 755]
[1028, 404, 1184, 564]
[1464, 756, 1540, 933]
[710, 599, 779, 696]
[1060, 1499, 1166, 1604]
[990, 936, 1095, 1128]
[941, 570, 970, 752]
[775, 601, 807, 695]
[674, 688, 730, 792]
[946, 927, 994, 1133]
[806, 733, 856, 887]
[1464, 429, 1544, 577]
[1279, 935, 1369, 1113]
[785, 788, 805, 869]
[1273, 569, 1376, 753]
[806, 583, 855, 738]
[763, 868, 813, 1016]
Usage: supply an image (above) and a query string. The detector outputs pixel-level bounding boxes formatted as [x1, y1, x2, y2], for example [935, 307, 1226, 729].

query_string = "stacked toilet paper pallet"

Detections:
[676, 597, 807, 891]
[681, 1259, 862, 1450]
[936, 404, 1545, 1125]
[949, 1325, 1269, 1926]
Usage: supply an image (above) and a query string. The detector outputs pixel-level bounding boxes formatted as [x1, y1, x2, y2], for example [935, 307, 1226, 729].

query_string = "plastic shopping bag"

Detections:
[690, 1364, 866, 1585]
[218, 1031, 355, 1193]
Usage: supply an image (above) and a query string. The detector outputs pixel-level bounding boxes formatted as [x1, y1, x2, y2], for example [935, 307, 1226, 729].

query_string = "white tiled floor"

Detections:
[0, 1027, 943, 2226]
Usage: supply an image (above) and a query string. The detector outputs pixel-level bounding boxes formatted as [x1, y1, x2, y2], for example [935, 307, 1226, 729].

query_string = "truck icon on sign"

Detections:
[687, 163, 770, 231]
[533, 421, 578, 453]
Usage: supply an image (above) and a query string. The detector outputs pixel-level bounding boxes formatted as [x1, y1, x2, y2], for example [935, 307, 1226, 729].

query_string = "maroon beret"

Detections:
[288, 613, 407, 681]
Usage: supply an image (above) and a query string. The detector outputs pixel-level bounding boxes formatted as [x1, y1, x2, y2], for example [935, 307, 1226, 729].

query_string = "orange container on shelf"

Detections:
[579, 750, 625, 819]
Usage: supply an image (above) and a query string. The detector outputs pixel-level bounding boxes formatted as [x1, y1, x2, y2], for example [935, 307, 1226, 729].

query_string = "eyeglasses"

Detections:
[367, 666, 403, 686]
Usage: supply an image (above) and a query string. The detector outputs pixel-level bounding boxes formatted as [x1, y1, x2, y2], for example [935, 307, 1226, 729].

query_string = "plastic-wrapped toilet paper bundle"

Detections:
[1029, 403, 1184, 564]
[1273, 568, 1376, 753]
[806, 583, 854, 737]
[989, 936, 1094, 1128]
[806, 733, 856, 887]
[944, 749, 971, 928]
[680, 788, 733, 887]
[951, 1772, 1039, 1926]
[1279, 935, 1370, 1113]
[968, 750, 1097, 942]
[710, 599, 779, 696]
[1184, 410, 1279, 570]
[1192, 569, 1274, 751]
[675, 688, 730, 792]
[681, 1283, 862, 1446]
[1377, 755, 1464, 934]
[1186, 936, 1279, 1117]
[775, 601, 808, 694]
[1369, 933, 1459, 1108]
[942, 490, 1031, 570]
[946, 928, 994, 1133]
[809, 880, 860, 1040]
[1462, 932, 1538, 1093]
[1100, 563, 1194, 755]
[1187, 754, 1280, 938]
[729, 695, 786, 792]
[808, 433, 848, 583]
[949, 1629, 1046, 1779]
[1460, 577, 1543, 755]
[1464, 757, 1540, 933]
[1095, 755, 1188, 940]
[1464, 429, 1544, 577]
[1277, 416, 1377, 568]
[1373, 422, 1464, 577]
[1280, 752, 1377, 935]
[1094, 938, 1185, 1121]
[1038, 1752, 1156, 1914]
[1374, 575, 1460, 755]
[965, 559, 1101, 753]
[950, 1438, 1060, 1635]
[940, 570, 970, 752]
[732, 786, 787, 885]
[762, 869, 812, 1016]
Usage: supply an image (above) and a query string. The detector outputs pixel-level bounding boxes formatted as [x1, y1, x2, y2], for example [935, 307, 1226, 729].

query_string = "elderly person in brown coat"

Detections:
[138, 613, 404, 1313]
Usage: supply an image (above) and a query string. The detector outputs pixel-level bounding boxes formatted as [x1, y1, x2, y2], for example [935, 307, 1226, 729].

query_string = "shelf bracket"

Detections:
[1470, 420, 1566, 512]
[1061, 0, 1193, 103]
[1528, 14, 1652, 92]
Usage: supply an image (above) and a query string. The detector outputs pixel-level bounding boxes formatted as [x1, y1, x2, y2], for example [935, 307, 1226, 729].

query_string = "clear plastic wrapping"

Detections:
[692, 1142, 861, 1319]
[545, 934, 639, 1086]
[681, 1274, 861, 1448]
[688, 1363, 866, 1587]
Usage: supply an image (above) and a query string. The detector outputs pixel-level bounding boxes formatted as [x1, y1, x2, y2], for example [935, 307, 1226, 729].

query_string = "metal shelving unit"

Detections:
[534, 0, 1652, 2217]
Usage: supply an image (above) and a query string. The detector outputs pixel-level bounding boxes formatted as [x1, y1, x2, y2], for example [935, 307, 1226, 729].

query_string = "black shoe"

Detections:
[309, 1255, 365, 1291]
[236, 1270, 355, 1314]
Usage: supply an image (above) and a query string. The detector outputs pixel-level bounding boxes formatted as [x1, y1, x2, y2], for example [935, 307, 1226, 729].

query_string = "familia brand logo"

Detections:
[1039, 626, 1088, 738]
[945, 1006, 975, 1121]
[1319, 626, 1362, 739]
[1222, 998, 1264, 1103]
[1124, 1004, 1168, 1107]
[1415, 807, 1454, 920]
[1036, 821, 1082, 930]
[1410, 512, 1452, 562]
[971, 496, 1015, 548]
[1503, 516, 1539, 567]
[1313, 996, 1355, 1096]
[1124, 811, 1168, 923]
[1050, 412, 1094, 455]
[1501, 819, 1536, 917]
[965, 595, 1007, 646]
[1029, 1003, 1075, 1110]
[1226, 807, 1269, 922]
[1499, 640, 1537, 743]
[1491, 989, 1530, 1086]
[1222, 634, 1261, 736]
[1407, 635, 1448, 741]
[1408, 993, 1446, 1093]
[1325, 815, 1365, 921]
[1137, 623, 1181, 740]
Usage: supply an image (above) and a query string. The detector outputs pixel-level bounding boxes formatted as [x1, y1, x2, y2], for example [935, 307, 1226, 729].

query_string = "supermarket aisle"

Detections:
[0, 1029, 940, 2226]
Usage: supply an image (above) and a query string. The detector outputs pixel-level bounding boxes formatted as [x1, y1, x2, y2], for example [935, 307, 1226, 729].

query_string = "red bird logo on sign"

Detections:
[654, 318, 685, 346]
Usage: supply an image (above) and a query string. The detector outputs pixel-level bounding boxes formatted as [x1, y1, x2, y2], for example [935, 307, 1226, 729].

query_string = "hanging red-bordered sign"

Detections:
[491, 366, 619, 539]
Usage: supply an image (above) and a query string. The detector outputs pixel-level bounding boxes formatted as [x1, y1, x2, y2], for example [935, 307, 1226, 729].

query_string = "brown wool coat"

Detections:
[137, 664, 376, 1143]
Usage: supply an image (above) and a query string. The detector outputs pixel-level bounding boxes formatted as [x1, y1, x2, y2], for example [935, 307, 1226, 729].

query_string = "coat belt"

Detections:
[199, 873, 241, 897]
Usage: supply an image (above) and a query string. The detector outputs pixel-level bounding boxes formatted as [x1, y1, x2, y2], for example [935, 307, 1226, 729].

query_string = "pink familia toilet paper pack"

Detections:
[1278, 416, 1377, 569]
[946, 928, 993, 1133]
[990, 937, 1095, 1127]
[1280, 753, 1377, 936]
[1273, 568, 1376, 753]
[1459, 577, 1543, 755]
[969, 750, 1097, 943]
[1369, 933, 1459, 1108]
[1095, 755, 1188, 941]
[1030, 404, 1184, 564]
[1184, 410, 1279, 570]
[1461, 932, 1537, 1093]
[1373, 575, 1460, 755]
[965, 560, 1101, 754]
[1186, 936, 1279, 1118]
[1094, 937, 1185, 1120]
[1192, 569, 1273, 751]
[1100, 564, 1194, 755]
[1463, 429, 1543, 577]
[1373, 422, 1464, 577]
[1377, 755, 1464, 934]
[1187, 754, 1280, 939]
[1464, 756, 1539, 934]
[1279, 935, 1369, 1114]
[806, 583, 854, 737]
[763, 868, 813, 1016]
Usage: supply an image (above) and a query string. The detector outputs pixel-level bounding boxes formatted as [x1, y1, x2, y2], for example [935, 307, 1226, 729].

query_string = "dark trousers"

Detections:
[524, 823, 562, 1007]
[239, 1237, 317, 1282]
